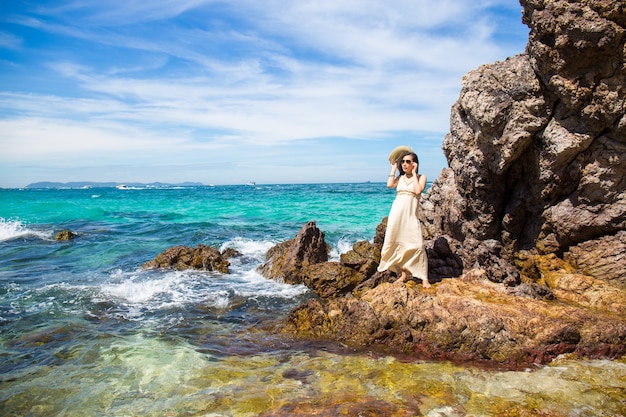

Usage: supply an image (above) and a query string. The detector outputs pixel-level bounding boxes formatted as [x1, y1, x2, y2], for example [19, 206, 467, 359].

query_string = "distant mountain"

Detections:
[25, 181, 205, 189]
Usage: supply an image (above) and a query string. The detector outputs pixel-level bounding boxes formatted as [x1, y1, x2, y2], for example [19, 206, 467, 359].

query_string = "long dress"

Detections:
[377, 175, 428, 280]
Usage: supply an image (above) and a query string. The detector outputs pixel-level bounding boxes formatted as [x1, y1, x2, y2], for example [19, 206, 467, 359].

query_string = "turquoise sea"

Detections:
[1, 183, 625, 416]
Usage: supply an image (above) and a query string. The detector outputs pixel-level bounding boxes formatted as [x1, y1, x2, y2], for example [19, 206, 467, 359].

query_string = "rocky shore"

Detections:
[144, 0, 625, 369]
[259, 0, 626, 369]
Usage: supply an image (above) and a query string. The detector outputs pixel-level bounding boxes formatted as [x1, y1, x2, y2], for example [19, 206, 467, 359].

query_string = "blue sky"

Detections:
[0, 0, 528, 187]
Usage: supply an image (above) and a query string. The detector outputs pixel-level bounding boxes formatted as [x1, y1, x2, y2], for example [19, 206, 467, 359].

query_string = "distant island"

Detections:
[26, 181, 205, 189]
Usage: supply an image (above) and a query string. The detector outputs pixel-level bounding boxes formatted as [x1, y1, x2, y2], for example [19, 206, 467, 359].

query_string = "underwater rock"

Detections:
[256, 395, 419, 417]
[55, 230, 77, 241]
[142, 244, 229, 273]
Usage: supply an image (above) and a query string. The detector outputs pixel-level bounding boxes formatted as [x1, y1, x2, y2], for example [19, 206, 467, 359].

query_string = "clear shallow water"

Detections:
[1, 184, 625, 416]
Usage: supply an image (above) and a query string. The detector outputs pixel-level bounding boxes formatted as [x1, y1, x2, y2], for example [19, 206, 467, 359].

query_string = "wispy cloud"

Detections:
[0, 0, 527, 187]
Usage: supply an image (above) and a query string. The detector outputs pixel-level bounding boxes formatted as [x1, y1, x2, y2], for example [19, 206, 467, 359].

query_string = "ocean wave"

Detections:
[329, 238, 355, 261]
[220, 236, 276, 258]
[99, 269, 215, 311]
[234, 269, 309, 299]
[97, 266, 309, 321]
[0, 218, 51, 242]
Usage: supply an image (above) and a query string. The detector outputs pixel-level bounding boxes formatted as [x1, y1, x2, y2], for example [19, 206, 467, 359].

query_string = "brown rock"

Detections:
[142, 244, 229, 273]
[518, 252, 626, 315]
[257, 221, 329, 284]
[301, 262, 364, 299]
[286, 271, 626, 369]
[421, 0, 626, 262]
[221, 247, 243, 259]
[564, 231, 626, 289]
[340, 240, 380, 278]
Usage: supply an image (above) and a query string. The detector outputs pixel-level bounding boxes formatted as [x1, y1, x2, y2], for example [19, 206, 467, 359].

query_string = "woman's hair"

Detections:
[397, 152, 419, 175]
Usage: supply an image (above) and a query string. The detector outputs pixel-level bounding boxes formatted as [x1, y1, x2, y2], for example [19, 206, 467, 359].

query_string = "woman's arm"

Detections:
[411, 163, 427, 194]
[413, 173, 427, 194]
[387, 163, 399, 188]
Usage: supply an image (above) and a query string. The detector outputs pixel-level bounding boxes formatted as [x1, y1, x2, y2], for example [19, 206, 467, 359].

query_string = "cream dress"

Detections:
[377, 175, 428, 280]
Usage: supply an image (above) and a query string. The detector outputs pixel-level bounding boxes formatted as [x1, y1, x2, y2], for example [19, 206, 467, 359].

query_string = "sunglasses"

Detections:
[401, 159, 414, 164]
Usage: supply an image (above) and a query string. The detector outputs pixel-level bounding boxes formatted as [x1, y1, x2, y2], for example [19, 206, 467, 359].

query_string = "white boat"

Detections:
[116, 184, 129, 190]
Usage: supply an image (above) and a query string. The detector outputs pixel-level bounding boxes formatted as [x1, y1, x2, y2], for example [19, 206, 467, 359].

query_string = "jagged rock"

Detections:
[339, 240, 380, 278]
[270, 216, 625, 367]
[142, 244, 229, 273]
[55, 230, 77, 241]
[257, 221, 329, 284]
[353, 270, 397, 296]
[260, 220, 464, 298]
[420, 0, 625, 272]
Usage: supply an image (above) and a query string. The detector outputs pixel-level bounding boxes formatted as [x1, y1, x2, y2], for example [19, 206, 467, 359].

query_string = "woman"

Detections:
[378, 151, 430, 288]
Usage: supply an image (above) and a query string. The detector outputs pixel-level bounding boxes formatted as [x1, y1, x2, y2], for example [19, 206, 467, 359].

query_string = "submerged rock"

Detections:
[55, 230, 77, 241]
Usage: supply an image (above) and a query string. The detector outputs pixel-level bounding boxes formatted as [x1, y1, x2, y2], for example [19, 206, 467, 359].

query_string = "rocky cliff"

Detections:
[264, 0, 626, 369]
[421, 0, 625, 283]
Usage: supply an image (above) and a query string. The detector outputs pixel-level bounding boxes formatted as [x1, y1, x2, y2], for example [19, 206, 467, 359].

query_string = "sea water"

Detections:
[1, 184, 625, 416]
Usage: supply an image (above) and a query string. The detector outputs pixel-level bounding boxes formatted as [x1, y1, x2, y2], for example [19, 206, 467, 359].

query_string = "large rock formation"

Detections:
[263, 0, 626, 368]
[420, 0, 626, 281]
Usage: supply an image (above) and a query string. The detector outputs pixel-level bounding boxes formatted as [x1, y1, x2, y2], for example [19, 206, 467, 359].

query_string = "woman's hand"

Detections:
[411, 162, 418, 175]
[387, 162, 399, 188]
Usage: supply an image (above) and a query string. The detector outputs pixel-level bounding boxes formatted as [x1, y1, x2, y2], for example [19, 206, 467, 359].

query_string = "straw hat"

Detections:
[388, 145, 413, 163]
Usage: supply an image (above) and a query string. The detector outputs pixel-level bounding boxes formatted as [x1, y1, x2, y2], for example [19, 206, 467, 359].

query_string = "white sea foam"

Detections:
[0, 218, 51, 241]
[329, 238, 355, 261]
[98, 265, 308, 321]
[233, 269, 309, 299]
[220, 237, 276, 259]
[100, 269, 220, 310]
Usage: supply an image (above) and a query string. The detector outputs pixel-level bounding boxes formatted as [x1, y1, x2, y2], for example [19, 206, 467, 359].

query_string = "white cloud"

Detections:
[0, 0, 528, 187]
